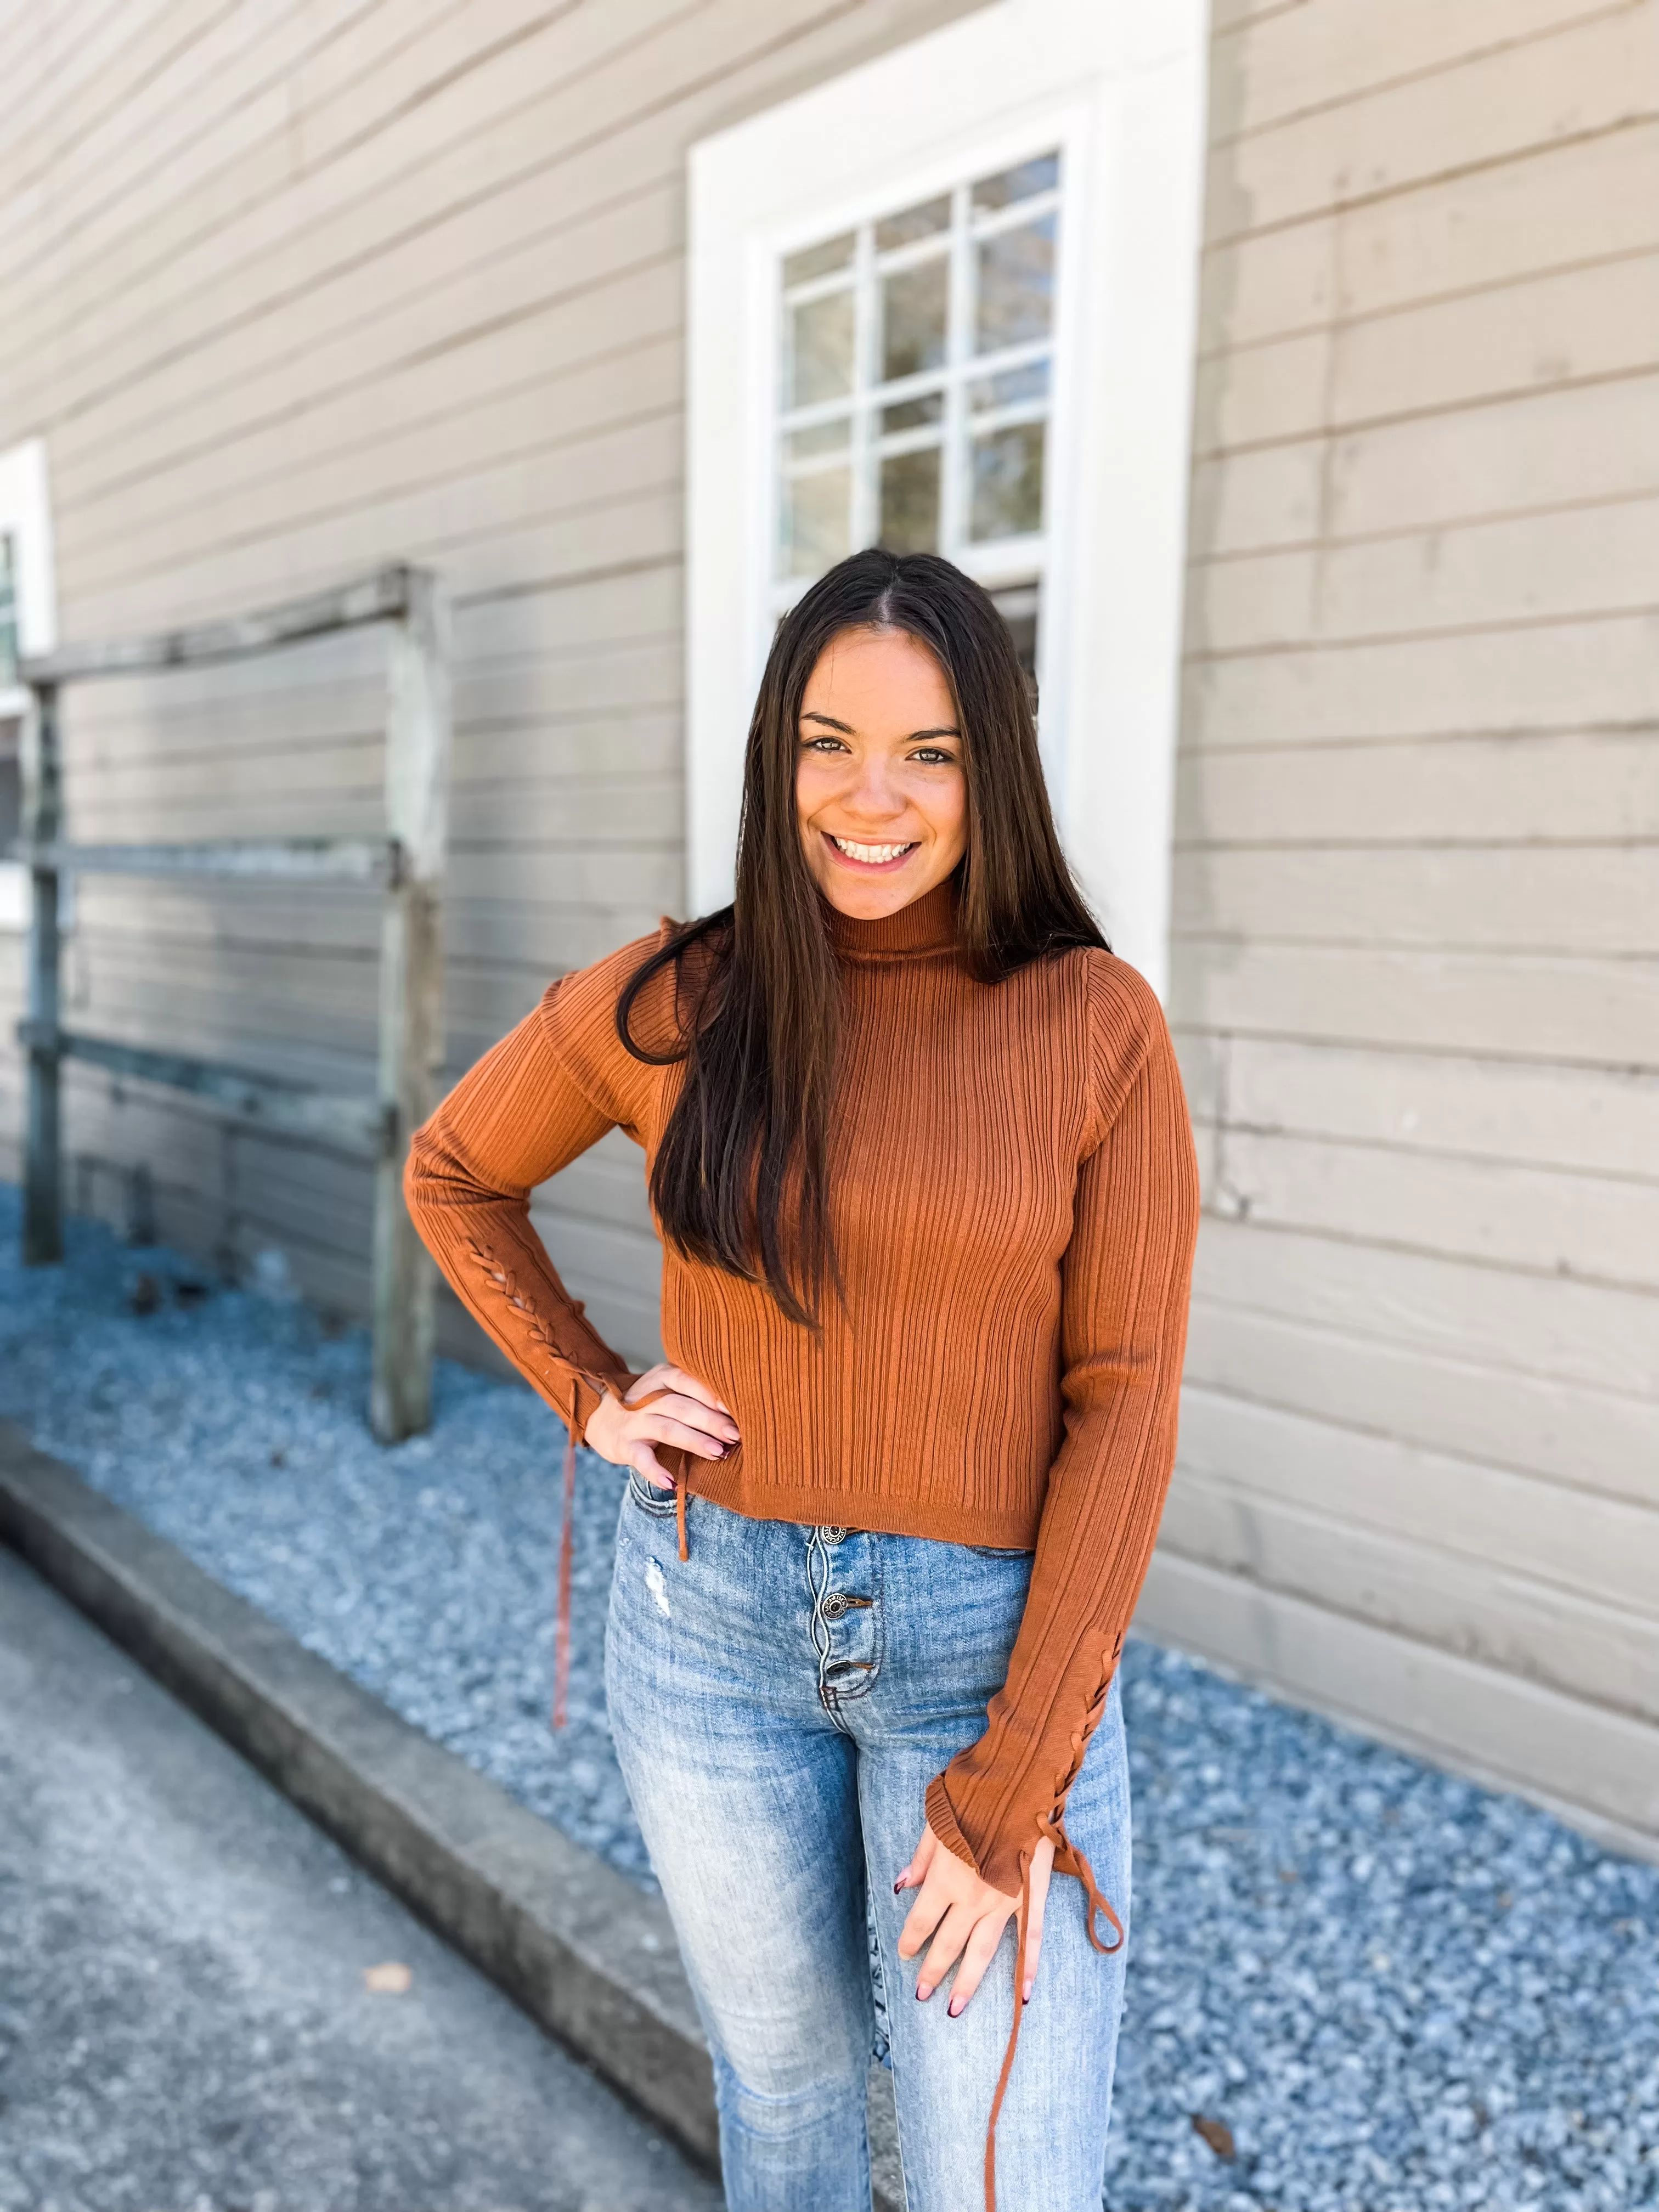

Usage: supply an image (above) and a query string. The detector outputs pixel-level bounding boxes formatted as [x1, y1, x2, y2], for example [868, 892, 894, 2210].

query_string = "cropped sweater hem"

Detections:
[680, 1468, 1041, 1552]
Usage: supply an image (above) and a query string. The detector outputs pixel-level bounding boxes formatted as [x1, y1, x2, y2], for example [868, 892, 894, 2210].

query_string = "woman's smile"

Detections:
[822, 832, 920, 872]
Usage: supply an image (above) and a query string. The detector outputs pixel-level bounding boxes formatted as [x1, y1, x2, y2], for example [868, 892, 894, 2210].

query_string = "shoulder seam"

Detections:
[1081, 951, 1157, 1155]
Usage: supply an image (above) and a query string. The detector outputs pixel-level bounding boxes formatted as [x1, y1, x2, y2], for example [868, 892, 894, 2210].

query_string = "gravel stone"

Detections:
[3, 1189, 1656, 2210]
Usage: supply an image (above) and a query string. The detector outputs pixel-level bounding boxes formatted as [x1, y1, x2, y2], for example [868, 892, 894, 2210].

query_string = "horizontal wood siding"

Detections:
[0, 0, 986, 1370]
[1159, 0, 1659, 1854]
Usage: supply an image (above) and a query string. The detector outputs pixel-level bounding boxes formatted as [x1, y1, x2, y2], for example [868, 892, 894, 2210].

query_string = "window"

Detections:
[774, 153, 1061, 679]
[687, 0, 1207, 991]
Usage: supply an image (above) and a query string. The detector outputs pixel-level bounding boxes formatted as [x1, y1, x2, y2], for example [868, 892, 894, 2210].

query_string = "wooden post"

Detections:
[370, 571, 450, 1443]
[20, 681, 63, 1265]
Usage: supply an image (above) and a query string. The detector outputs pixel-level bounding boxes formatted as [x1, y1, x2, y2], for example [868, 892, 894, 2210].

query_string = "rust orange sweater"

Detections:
[404, 879, 1199, 1902]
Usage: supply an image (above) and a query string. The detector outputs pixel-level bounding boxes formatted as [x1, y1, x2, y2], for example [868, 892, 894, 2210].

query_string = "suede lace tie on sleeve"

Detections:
[551, 1415, 578, 1730]
[977, 1730, 1126, 2211]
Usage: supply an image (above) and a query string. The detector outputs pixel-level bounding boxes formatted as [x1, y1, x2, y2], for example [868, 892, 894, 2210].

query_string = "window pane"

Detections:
[789, 289, 854, 407]
[970, 359, 1050, 411]
[0, 532, 15, 689]
[881, 255, 948, 382]
[876, 195, 950, 251]
[784, 232, 855, 286]
[975, 217, 1054, 353]
[787, 418, 851, 461]
[782, 466, 851, 576]
[970, 421, 1045, 541]
[972, 151, 1059, 213]
[879, 446, 940, 555]
[991, 583, 1040, 689]
[881, 392, 943, 433]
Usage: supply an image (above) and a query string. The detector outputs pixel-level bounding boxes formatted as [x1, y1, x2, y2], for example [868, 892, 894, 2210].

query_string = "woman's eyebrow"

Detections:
[798, 711, 961, 740]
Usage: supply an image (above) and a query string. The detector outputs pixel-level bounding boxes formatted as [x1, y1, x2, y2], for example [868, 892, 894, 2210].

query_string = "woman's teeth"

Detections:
[831, 836, 915, 864]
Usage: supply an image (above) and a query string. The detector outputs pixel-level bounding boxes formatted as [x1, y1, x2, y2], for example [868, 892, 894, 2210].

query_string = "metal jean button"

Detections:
[822, 1592, 850, 1620]
[820, 1525, 847, 1546]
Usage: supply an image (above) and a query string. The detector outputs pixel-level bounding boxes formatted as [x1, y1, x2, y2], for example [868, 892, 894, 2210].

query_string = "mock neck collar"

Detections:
[823, 876, 961, 958]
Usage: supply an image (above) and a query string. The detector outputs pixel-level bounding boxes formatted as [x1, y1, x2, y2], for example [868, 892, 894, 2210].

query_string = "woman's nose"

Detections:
[842, 763, 906, 820]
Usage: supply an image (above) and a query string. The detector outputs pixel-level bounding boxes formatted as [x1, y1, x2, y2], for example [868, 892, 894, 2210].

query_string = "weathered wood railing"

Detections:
[12, 564, 451, 1443]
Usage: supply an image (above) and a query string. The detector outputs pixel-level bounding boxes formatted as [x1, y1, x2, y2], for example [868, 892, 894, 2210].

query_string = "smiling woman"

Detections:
[404, 549, 1199, 2212]
[797, 627, 969, 908]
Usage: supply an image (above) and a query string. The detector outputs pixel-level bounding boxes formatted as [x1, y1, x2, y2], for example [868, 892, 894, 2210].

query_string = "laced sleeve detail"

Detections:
[402, 979, 644, 1441]
[462, 1238, 631, 1439]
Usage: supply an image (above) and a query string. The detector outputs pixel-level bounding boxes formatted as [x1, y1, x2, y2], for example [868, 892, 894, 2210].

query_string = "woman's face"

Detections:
[795, 625, 968, 920]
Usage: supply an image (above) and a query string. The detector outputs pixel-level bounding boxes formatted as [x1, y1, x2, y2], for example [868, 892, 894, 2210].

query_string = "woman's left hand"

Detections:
[895, 1824, 1056, 2015]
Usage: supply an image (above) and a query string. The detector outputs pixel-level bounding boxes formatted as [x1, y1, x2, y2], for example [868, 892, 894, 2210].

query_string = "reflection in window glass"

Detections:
[876, 196, 951, 250]
[787, 419, 851, 461]
[0, 743, 19, 856]
[783, 233, 855, 286]
[0, 534, 16, 690]
[970, 422, 1046, 542]
[972, 152, 1060, 213]
[879, 447, 941, 555]
[881, 392, 944, 433]
[975, 217, 1054, 354]
[881, 256, 949, 382]
[789, 289, 855, 407]
[782, 467, 851, 575]
[991, 584, 1040, 689]
[970, 359, 1049, 411]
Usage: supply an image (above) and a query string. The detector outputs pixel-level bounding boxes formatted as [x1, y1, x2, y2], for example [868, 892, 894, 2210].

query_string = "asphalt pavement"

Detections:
[0, 1544, 723, 2212]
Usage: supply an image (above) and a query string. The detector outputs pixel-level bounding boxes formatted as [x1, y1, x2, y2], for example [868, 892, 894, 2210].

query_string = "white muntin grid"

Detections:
[770, 150, 1061, 658]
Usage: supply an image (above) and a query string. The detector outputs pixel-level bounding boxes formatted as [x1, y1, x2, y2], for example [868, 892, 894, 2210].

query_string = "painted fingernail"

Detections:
[915, 1984, 930, 2002]
[947, 1997, 963, 2018]
[894, 1877, 906, 1893]
[1022, 1988, 1032, 2006]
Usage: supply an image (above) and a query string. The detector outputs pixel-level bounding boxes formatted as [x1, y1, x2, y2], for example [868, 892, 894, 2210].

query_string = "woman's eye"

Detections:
[911, 748, 956, 766]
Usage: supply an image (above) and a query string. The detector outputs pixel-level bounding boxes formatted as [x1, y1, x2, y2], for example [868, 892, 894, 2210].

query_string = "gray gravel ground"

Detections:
[3, 1188, 1657, 2211]
[0, 1541, 722, 2212]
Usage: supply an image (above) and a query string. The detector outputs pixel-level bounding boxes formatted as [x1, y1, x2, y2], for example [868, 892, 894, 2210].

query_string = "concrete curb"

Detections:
[0, 1423, 902, 2207]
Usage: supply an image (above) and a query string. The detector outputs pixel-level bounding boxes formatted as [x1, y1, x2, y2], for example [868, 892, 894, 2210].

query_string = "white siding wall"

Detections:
[1149, 0, 1659, 1857]
[0, 0, 987, 1370]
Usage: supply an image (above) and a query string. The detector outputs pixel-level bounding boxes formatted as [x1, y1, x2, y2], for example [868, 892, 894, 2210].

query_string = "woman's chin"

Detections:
[815, 864, 929, 918]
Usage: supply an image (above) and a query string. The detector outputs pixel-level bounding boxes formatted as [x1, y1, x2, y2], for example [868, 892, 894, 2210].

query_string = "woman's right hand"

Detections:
[584, 1364, 739, 1491]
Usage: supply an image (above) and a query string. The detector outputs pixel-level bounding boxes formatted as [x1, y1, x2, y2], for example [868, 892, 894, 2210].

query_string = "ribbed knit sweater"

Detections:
[404, 878, 1199, 1904]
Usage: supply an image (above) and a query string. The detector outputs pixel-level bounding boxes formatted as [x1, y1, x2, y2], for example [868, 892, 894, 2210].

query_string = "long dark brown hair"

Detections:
[617, 548, 1104, 1326]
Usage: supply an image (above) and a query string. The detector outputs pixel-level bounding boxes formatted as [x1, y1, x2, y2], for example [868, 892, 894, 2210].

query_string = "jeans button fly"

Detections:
[820, 1525, 846, 1547]
[822, 1593, 849, 1620]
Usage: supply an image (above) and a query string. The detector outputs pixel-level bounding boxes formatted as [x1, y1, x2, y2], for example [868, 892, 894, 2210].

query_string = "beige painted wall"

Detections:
[1146, 0, 1659, 1858]
[1, 0, 1655, 1855]
[0, 0, 990, 1369]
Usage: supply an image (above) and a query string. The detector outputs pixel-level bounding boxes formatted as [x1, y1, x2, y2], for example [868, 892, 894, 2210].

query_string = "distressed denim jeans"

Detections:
[605, 1475, 1132, 2212]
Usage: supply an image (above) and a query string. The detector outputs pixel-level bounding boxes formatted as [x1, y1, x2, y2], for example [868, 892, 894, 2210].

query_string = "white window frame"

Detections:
[0, 437, 58, 931]
[686, 0, 1207, 995]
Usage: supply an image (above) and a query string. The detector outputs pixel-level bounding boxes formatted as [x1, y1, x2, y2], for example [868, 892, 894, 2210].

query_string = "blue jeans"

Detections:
[605, 1476, 1132, 2211]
